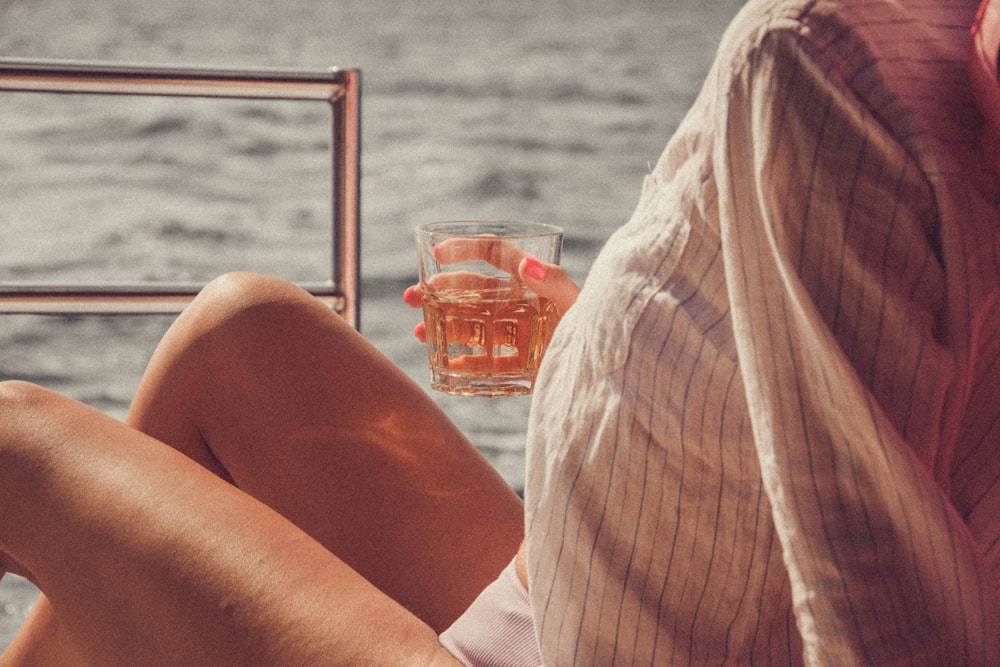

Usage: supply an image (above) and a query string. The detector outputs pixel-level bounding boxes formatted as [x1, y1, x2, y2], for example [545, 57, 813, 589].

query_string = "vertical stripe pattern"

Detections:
[524, 0, 1000, 663]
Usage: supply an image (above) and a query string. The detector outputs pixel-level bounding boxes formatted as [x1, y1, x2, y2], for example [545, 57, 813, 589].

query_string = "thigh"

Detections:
[0, 381, 457, 665]
[126, 273, 524, 632]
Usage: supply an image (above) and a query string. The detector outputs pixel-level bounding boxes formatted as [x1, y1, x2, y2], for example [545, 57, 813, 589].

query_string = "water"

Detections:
[0, 0, 744, 649]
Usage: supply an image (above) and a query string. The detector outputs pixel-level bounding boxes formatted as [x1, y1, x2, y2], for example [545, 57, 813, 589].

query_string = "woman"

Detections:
[3, 0, 1000, 664]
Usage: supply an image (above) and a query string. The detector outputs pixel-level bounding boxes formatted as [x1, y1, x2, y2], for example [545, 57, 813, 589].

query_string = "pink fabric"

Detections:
[438, 557, 540, 667]
[970, 0, 1000, 173]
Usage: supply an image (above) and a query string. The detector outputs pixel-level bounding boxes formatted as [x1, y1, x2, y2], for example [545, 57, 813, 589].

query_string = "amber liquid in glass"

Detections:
[422, 286, 555, 396]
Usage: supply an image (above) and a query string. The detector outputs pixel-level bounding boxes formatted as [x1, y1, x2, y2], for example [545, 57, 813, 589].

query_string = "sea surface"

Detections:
[0, 0, 744, 648]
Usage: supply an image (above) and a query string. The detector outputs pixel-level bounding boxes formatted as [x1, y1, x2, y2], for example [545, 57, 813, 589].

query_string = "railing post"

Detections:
[0, 59, 361, 328]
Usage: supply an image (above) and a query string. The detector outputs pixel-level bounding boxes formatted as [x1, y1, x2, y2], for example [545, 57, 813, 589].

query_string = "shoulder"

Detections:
[713, 0, 974, 88]
[703, 0, 982, 170]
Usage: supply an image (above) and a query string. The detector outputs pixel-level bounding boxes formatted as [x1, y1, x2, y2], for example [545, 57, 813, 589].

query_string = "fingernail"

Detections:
[414, 322, 426, 339]
[524, 257, 547, 281]
[403, 285, 418, 303]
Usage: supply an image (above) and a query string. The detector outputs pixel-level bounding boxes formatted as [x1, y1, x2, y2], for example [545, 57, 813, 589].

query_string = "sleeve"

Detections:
[713, 20, 1000, 666]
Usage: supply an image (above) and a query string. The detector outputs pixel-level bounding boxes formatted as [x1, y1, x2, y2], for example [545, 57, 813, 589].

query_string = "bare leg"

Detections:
[0, 273, 522, 663]
[0, 381, 461, 665]
[1, 596, 85, 665]
[127, 273, 523, 627]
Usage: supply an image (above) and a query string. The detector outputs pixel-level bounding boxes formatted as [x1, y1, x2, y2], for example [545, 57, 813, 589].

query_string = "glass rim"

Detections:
[415, 219, 563, 239]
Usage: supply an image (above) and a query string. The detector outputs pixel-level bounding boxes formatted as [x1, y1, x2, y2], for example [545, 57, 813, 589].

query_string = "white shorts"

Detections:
[438, 556, 541, 667]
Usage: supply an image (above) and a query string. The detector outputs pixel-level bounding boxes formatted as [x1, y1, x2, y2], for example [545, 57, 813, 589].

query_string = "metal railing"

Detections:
[0, 59, 361, 328]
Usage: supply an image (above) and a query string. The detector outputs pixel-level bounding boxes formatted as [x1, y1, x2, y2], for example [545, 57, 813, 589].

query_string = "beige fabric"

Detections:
[439, 557, 540, 667]
[524, 0, 1000, 663]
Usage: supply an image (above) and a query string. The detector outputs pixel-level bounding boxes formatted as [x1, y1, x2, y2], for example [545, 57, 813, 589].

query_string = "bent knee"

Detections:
[185, 273, 324, 326]
[0, 380, 58, 417]
[198, 272, 311, 310]
[0, 380, 70, 454]
[180, 273, 352, 350]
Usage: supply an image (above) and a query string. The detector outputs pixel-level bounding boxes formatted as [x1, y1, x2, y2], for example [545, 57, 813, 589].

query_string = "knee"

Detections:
[178, 273, 352, 356]
[197, 272, 311, 311]
[0, 380, 62, 460]
[184, 273, 322, 329]
[0, 380, 54, 427]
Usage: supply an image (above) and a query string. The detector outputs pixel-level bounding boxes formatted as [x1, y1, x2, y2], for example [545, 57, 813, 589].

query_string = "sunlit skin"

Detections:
[0, 273, 532, 666]
[0, 263, 578, 665]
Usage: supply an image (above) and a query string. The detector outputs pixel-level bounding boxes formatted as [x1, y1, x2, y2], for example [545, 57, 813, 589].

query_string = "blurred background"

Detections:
[0, 0, 744, 648]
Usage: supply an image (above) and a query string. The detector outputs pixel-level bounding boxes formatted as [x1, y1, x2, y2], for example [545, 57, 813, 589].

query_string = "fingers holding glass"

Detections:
[415, 221, 563, 396]
[432, 236, 530, 279]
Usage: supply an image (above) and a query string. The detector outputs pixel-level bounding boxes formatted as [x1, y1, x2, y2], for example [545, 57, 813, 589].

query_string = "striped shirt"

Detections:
[524, 0, 1000, 664]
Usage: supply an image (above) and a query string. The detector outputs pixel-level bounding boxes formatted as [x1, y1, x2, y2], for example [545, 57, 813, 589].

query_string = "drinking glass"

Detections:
[415, 220, 563, 396]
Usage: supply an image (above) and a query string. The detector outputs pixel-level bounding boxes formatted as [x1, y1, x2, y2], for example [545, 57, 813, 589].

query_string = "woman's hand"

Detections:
[403, 249, 580, 342]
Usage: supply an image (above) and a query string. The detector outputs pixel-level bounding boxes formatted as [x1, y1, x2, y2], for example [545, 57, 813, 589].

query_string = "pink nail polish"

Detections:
[524, 257, 547, 281]
[414, 322, 426, 339]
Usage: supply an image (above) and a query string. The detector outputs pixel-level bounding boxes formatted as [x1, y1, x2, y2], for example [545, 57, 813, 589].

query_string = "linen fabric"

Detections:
[439, 557, 541, 667]
[971, 0, 1000, 175]
[524, 0, 1000, 664]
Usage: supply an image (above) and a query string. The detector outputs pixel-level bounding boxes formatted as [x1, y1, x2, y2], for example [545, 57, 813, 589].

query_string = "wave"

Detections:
[381, 77, 648, 107]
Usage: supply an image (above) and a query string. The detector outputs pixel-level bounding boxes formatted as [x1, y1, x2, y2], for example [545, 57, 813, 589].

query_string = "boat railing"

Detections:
[0, 59, 361, 328]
